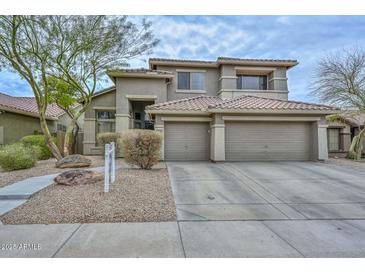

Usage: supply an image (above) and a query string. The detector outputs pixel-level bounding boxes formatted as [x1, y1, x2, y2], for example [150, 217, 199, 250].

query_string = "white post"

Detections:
[111, 141, 115, 183]
[104, 143, 110, 193]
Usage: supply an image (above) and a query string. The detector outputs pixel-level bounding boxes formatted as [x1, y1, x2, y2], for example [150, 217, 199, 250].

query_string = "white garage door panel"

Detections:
[225, 122, 312, 161]
[165, 122, 210, 161]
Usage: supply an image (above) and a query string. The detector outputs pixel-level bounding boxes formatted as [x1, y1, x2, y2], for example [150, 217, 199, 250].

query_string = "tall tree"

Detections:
[47, 16, 159, 155]
[0, 16, 63, 159]
[0, 16, 159, 158]
[311, 48, 365, 160]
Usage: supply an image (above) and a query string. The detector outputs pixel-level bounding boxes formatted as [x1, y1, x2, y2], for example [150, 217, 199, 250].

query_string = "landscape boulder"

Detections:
[55, 154, 92, 168]
[54, 170, 103, 186]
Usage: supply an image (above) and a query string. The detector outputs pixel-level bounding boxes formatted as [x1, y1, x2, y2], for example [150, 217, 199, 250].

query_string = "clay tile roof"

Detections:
[146, 96, 223, 111]
[0, 92, 65, 119]
[210, 95, 338, 111]
[217, 56, 298, 63]
[108, 68, 173, 75]
[146, 95, 338, 112]
[149, 57, 298, 66]
[149, 58, 216, 65]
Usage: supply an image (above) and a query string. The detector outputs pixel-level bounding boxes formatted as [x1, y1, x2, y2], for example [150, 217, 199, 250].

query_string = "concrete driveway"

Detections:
[167, 161, 365, 257]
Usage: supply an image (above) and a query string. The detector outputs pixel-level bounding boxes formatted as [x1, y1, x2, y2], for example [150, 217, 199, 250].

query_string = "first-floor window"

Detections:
[328, 128, 340, 151]
[96, 111, 116, 134]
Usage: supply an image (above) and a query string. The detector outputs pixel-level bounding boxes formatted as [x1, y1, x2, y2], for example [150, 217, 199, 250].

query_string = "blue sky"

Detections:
[1, 15, 365, 102]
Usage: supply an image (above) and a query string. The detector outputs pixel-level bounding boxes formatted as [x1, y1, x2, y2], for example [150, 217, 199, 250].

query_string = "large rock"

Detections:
[54, 170, 103, 186]
[55, 154, 92, 168]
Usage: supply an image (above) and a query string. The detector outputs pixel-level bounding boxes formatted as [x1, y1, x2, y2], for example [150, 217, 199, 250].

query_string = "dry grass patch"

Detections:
[1, 169, 176, 224]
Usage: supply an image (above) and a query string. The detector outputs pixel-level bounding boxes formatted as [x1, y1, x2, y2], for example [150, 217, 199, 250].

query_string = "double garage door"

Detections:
[164, 121, 312, 161]
[225, 121, 312, 161]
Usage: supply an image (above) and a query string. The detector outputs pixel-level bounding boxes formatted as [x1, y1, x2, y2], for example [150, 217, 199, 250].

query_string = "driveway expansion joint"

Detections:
[51, 224, 83, 258]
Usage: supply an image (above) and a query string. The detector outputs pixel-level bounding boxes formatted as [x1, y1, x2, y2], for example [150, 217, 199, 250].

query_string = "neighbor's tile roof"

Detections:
[0, 92, 65, 118]
[337, 112, 365, 127]
[146, 95, 338, 112]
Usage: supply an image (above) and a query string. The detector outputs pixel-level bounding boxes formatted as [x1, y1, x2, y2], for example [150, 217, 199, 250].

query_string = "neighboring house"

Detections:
[0, 92, 69, 145]
[327, 113, 365, 155]
[83, 57, 338, 161]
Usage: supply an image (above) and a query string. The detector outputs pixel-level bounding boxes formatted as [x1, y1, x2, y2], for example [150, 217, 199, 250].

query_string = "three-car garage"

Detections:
[163, 120, 315, 161]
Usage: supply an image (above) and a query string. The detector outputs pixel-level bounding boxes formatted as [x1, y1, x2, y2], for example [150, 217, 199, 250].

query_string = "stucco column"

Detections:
[83, 118, 96, 155]
[155, 123, 164, 161]
[210, 123, 225, 162]
[115, 114, 130, 132]
[115, 83, 131, 132]
[317, 123, 329, 160]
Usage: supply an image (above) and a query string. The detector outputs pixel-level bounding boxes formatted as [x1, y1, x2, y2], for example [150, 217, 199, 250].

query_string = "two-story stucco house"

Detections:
[83, 57, 338, 161]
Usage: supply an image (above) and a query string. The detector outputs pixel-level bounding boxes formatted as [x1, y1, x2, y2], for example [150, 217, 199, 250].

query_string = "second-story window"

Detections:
[237, 75, 267, 90]
[177, 72, 205, 91]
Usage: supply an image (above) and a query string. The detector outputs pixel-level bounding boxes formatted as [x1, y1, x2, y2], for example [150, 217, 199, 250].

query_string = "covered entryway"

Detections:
[164, 122, 210, 161]
[225, 121, 312, 161]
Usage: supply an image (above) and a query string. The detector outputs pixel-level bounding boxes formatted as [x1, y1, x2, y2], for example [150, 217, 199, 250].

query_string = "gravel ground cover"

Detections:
[0, 156, 123, 188]
[0, 169, 176, 224]
[325, 157, 365, 171]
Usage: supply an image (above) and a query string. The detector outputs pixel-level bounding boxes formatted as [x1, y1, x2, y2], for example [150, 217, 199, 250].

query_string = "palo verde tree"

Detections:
[311, 48, 365, 160]
[0, 16, 159, 158]
[46, 16, 159, 156]
[0, 16, 63, 159]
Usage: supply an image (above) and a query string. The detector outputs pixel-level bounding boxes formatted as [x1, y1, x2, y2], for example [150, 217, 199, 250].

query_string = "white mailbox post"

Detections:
[104, 142, 116, 193]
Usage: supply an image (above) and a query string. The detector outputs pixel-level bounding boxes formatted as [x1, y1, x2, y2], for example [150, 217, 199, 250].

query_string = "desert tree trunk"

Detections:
[347, 126, 365, 160]
[63, 113, 81, 156]
[39, 112, 63, 160]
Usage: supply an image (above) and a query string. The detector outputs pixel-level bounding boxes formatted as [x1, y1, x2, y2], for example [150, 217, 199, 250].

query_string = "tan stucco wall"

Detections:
[85, 90, 116, 119]
[83, 90, 116, 155]
[219, 90, 288, 100]
[115, 77, 167, 132]
[57, 108, 85, 131]
[155, 65, 219, 100]
[218, 64, 289, 100]
[0, 111, 56, 145]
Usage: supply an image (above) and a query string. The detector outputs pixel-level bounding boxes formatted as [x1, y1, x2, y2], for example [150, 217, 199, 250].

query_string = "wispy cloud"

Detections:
[0, 70, 32, 96]
[1, 16, 365, 102]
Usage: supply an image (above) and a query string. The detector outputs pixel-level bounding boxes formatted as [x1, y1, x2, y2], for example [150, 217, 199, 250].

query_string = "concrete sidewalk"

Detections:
[2, 220, 365, 257]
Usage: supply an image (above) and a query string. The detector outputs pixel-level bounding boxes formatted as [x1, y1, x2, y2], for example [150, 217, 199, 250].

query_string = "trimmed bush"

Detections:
[20, 135, 53, 160]
[121, 129, 162, 169]
[0, 143, 36, 171]
[97, 132, 123, 154]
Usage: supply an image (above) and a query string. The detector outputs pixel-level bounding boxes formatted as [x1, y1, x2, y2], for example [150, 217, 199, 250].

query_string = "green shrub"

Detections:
[121, 129, 162, 169]
[20, 135, 53, 160]
[97, 132, 123, 154]
[0, 143, 36, 171]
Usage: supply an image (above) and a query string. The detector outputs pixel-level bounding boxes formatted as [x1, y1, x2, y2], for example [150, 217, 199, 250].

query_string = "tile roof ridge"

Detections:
[212, 94, 337, 109]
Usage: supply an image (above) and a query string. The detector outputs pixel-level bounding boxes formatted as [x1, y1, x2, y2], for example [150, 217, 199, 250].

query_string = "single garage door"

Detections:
[165, 122, 210, 161]
[225, 121, 312, 161]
